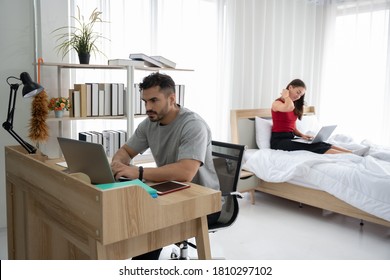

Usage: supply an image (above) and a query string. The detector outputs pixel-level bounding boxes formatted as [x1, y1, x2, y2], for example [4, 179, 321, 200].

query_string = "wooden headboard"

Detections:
[230, 106, 315, 148]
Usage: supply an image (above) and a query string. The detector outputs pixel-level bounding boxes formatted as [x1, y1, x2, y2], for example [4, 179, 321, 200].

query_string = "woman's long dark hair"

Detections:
[286, 79, 306, 120]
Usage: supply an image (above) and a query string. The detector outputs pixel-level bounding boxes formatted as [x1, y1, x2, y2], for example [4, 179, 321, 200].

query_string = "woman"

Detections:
[270, 79, 368, 155]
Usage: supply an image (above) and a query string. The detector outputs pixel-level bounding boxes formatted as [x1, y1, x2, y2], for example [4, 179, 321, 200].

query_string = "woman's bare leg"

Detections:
[329, 145, 352, 153]
[325, 145, 369, 156]
[325, 148, 350, 154]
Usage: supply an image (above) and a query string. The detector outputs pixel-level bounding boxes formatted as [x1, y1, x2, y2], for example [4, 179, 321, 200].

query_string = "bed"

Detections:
[231, 106, 390, 227]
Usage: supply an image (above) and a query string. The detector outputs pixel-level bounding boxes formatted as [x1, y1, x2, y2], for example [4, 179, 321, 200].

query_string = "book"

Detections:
[99, 83, 111, 116]
[74, 84, 88, 117]
[68, 89, 74, 118]
[108, 59, 145, 67]
[129, 53, 163, 68]
[98, 89, 105, 116]
[102, 130, 115, 158]
[110, 130, 120, 151]
[78, 132, 92, 142]
[100, 131, 108, 155]
[118, 83, 125, 116]
[150, 56, 176, 68]
[72, 90, 81, 118]
[174, 84, 185, 106]
[175, 85, 180, 105]
[89, 131, 103, 145]
[134, 84, 142, 115]
[179, 84, 185, 107]
[95, 179, 158, 198]
[91, 83, 99, 117]
[117, 129, 127, 148]
[111, 83, 118, 116]
[86, 131, 98, 144]
[85, 83, 92, 117]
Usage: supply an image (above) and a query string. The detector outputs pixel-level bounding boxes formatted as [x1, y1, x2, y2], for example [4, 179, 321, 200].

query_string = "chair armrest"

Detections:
[231, 191, 244, 199]
[221, 191, 244, 199]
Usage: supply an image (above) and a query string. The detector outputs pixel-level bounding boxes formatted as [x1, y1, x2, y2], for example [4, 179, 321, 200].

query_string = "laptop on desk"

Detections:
[292, 125, 337, 144]
[57, 137, 117, 184]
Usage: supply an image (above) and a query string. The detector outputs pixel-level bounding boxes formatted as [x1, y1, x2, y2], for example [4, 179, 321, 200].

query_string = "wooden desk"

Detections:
[5, 145, 221, 259]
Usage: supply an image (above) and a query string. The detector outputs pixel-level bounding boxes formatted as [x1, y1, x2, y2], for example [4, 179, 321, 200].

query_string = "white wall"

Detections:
[0, 0, 38, 228]
[0, 0, 68, 228]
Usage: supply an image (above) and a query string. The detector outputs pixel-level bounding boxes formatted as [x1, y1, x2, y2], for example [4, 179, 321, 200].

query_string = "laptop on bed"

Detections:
[292, 125, 337, 144]
[57, 137, 118, 184]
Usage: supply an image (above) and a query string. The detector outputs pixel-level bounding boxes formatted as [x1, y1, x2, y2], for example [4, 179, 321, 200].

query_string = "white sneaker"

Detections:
[353, 146, 370, 156]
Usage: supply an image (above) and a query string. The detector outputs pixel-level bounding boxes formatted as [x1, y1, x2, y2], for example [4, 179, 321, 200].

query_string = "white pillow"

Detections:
[296, 115, 321, 134]
[255, 117, 272, 149]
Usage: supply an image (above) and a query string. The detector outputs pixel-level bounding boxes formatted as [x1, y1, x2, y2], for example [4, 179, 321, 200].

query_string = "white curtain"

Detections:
[69, 0, 326, 141]
[320, 0, 390, 145]
[221, 0, 326, 139]
[224, 0, 321, 107]
[42, 0, 390, 145]
[69, 0, 226, 139]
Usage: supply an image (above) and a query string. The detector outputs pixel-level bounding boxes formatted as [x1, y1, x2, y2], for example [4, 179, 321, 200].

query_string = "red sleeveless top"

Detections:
[271, 109, 297, 132]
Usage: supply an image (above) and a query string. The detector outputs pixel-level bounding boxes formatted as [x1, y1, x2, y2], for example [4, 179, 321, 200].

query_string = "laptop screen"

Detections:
[57, 137, 116, 184]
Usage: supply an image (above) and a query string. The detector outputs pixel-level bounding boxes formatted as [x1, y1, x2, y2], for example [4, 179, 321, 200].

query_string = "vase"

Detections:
[55, 110, 64, 118]
[78, 53, 90, 64]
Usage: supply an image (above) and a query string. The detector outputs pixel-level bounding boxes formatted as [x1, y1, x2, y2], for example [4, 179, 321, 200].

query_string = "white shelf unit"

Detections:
[38, 62, 194, 139]
[40, 62, 136, 137]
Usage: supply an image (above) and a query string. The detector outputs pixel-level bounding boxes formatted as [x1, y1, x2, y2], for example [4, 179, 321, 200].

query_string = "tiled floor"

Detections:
[1, 191, 389, 260]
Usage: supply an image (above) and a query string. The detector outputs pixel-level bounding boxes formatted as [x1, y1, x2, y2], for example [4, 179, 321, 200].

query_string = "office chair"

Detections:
[170, 140, 246, 259]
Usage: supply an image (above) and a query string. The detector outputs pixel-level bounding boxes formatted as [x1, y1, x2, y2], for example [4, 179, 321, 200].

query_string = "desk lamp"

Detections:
[3, 72, 44, 154]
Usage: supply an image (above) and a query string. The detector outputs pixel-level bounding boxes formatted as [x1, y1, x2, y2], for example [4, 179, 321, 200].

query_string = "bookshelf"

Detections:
[37, 61, 194, 140]
[40, 62, 136, 136]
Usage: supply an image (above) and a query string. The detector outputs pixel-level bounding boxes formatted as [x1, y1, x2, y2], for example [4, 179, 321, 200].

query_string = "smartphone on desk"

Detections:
[151, 181, 190, 195]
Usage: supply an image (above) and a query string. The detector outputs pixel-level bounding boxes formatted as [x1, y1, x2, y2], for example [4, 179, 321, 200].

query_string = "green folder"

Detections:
[94, 179, 158, 198]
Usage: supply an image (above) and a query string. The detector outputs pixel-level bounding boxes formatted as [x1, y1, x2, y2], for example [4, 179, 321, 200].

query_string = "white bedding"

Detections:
[242, 138, 390, 222]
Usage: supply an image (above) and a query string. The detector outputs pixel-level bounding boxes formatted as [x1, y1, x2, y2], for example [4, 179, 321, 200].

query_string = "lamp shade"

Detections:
[20, 72, 44, 98]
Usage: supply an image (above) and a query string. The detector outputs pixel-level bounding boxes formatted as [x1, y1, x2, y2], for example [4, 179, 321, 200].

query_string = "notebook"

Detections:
[57, 137, 117, 184]
[292, 125, 337, 144]
[95, 179, 158, 198]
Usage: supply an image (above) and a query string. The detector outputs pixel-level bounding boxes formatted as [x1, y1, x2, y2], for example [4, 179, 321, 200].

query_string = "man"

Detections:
[111, 72, 220, 259]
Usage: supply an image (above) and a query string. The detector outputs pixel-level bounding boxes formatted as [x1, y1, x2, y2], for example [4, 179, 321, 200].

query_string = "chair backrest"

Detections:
[210, 140, 245, 231]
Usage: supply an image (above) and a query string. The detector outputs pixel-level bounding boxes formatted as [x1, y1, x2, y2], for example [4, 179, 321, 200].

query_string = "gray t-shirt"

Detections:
[126, 107, 219, 191]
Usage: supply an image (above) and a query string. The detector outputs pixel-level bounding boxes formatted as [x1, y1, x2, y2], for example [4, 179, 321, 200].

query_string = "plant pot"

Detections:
[55, 110, 64, 118]
[78, 53, 90, 64]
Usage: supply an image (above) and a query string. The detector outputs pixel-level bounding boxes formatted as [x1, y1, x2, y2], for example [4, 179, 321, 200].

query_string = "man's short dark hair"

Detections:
[139, 72, 176, 95]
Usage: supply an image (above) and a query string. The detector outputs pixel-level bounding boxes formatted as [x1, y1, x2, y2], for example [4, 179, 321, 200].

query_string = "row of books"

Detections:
[78, 130, 127, 158]
[133, 84, 185, 115]
[69, 83, 125, 118]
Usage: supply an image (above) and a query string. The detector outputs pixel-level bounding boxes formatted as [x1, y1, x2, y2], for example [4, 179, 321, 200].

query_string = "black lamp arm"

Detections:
[2, 82, 37, 154]
[2, 126, 37, 154]
[5, 83, 19, 125]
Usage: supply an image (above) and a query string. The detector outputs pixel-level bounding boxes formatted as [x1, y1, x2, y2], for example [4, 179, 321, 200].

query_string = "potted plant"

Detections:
[52, 6, 109, 64]
[48, 97, 71, 118]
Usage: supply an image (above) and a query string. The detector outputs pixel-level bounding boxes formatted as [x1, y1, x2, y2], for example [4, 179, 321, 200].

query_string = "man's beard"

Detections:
[147, 110, 161, 122]
[146, 102, 170, 122]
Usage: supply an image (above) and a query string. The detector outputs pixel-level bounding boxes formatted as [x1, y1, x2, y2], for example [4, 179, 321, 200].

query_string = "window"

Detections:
[71, 0, 222, 138]
[321, 1, 390, 145]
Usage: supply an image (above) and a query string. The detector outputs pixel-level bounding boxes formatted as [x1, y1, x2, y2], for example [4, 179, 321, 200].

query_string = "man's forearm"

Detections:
[112, 146, 131, 164]
[143, 160, 200, 183]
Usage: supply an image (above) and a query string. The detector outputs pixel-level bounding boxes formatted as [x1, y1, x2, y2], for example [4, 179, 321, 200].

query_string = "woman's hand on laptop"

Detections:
[302, 134, 313, 140]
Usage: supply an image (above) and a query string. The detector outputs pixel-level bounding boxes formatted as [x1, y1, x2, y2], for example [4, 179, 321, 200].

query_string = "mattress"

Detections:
[243, 147, 390, 222]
